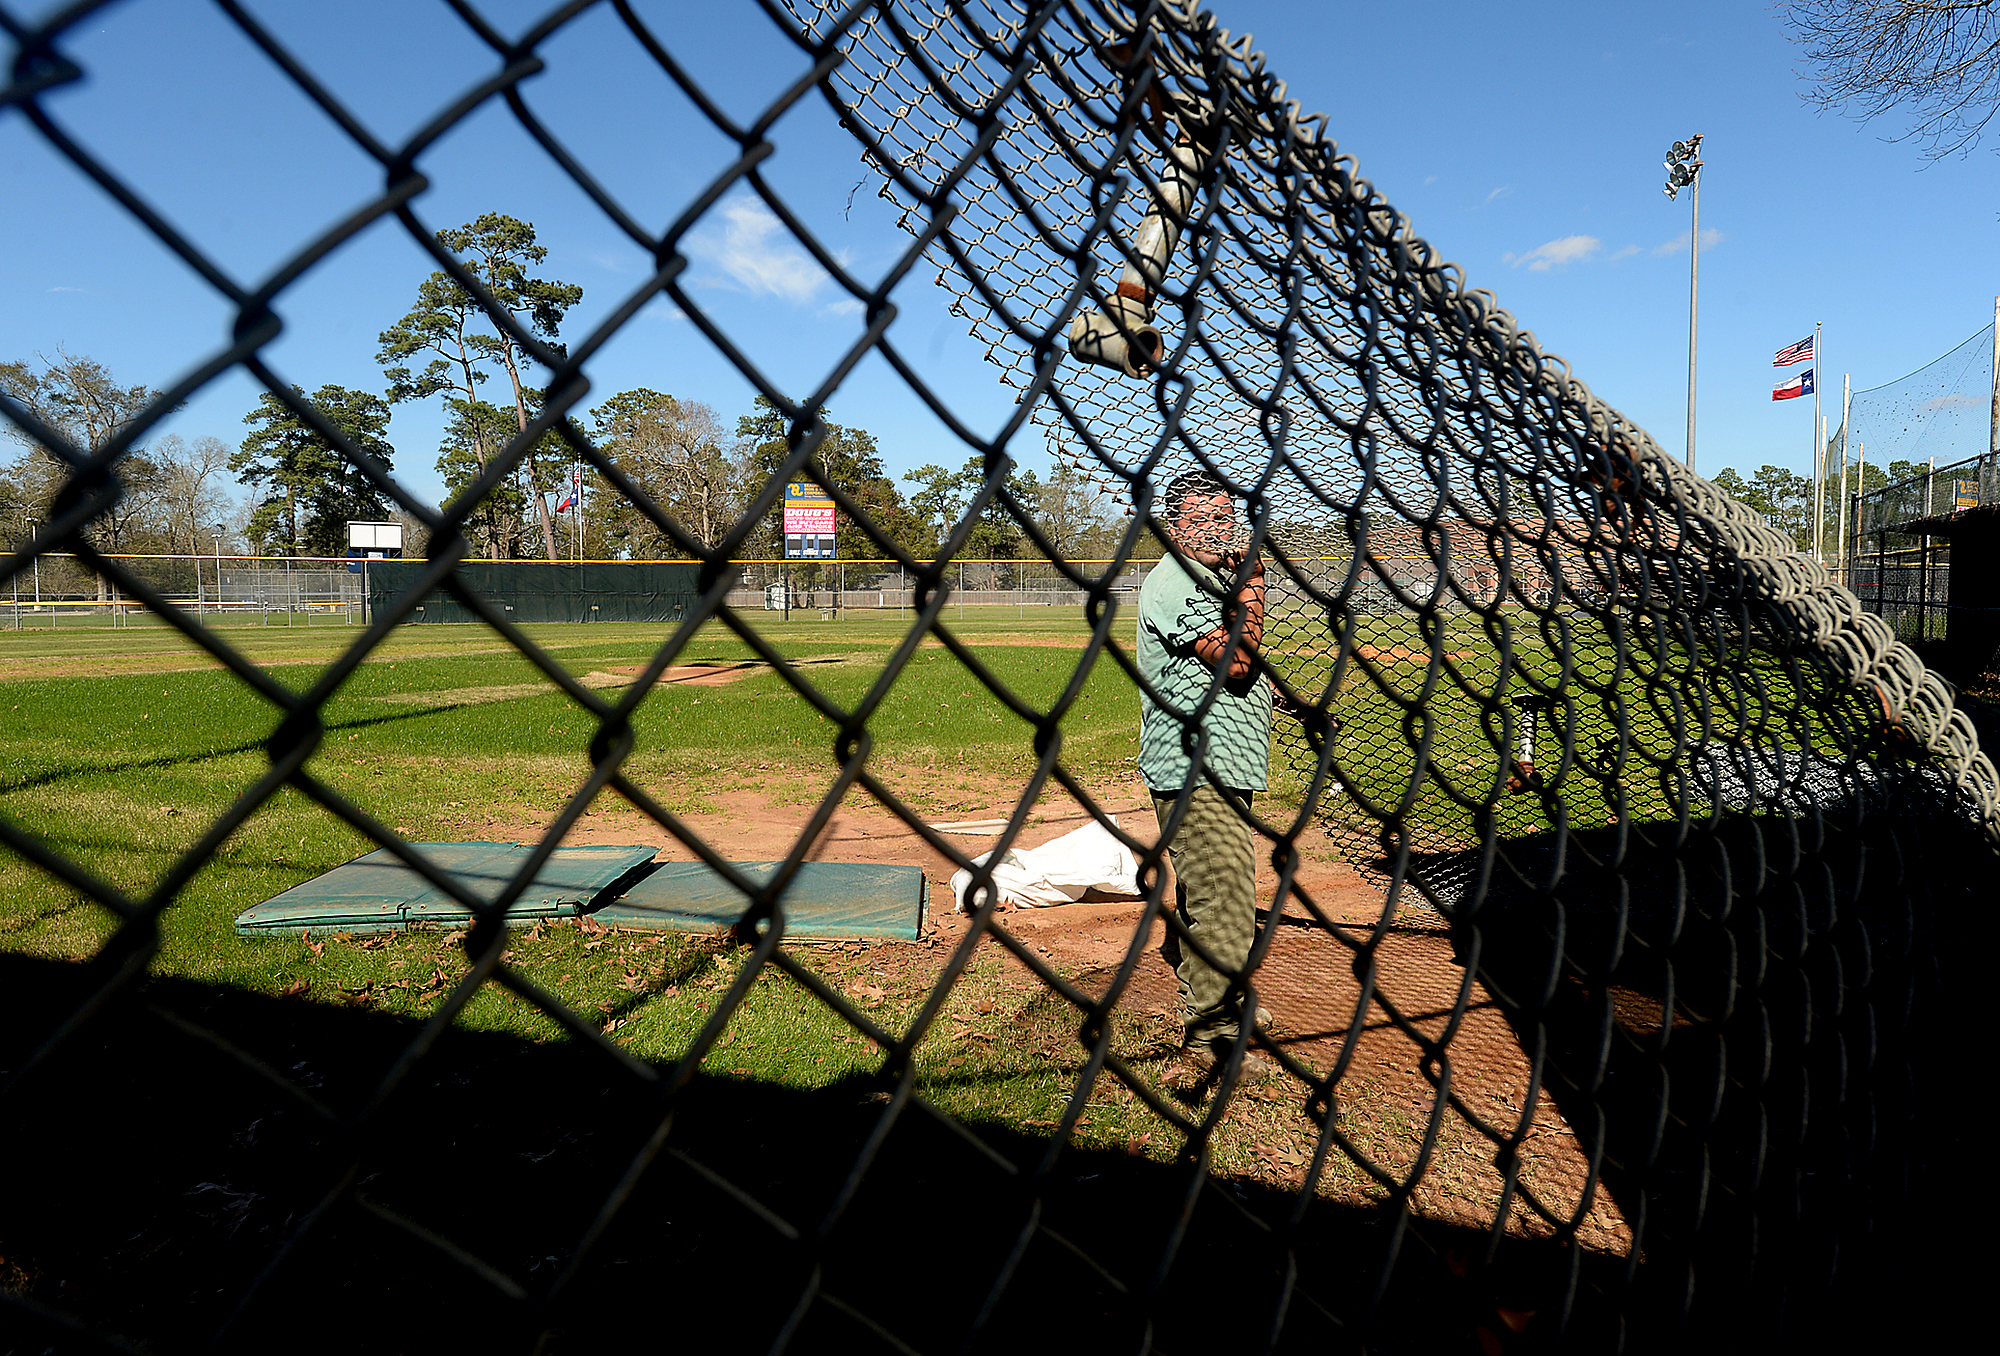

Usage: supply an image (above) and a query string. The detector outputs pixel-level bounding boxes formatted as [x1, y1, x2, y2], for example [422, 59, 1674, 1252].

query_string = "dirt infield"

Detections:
[503, 776, 1630, 1253]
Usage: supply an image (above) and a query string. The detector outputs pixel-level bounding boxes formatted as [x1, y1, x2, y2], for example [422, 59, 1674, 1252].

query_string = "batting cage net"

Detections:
[4, 2, 1996, 1353]
[1838, 321, 1995, 480]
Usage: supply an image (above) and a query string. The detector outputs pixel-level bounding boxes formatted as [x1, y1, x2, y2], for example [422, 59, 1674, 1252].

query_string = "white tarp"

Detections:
[949, 817, 1140, 911]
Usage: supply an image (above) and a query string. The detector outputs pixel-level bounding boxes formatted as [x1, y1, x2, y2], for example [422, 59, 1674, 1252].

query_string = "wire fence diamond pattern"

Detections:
[3, 2, 1997, 1353]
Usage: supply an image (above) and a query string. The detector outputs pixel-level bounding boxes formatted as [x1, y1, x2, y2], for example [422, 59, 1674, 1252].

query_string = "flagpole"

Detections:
[1811, 321, 1822, 563]
[1857, 438, 1869, 604]
[1835, 378, 1851, 582]
[1817, 413, 1827, 562]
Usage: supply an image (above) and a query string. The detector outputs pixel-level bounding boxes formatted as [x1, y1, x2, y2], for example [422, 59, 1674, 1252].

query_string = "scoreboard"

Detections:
[783, 482, 837, 558]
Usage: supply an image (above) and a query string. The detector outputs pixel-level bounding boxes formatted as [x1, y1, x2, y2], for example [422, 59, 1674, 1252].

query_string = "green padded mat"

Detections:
[235, 842, 661, 935]
[593, 860, 927, 941]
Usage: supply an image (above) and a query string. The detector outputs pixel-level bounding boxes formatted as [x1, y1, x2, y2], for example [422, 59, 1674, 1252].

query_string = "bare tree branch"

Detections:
[1787, 0, 2000, 159]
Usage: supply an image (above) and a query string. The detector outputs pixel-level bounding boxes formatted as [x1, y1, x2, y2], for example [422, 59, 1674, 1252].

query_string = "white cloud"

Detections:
[688, 195, 831, 303]
[1608, 244, 1642, 261]
[1922, 392, 1980, 413]
[1652, 227, 1726, 257]
[47, 285, 85, 293]
[1423, 175, 1438, 185]
[820, 297, 865, 317]
[1505, 234, 1601, 271]
[1484, 186, 1512, 204]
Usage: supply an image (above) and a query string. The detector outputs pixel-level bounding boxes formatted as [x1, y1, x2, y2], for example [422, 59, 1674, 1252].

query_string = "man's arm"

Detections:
[1191, 551, 1264, 679]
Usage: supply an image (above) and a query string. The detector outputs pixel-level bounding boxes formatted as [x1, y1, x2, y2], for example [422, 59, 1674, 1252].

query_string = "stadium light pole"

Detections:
[1664, 135, 1703, 472]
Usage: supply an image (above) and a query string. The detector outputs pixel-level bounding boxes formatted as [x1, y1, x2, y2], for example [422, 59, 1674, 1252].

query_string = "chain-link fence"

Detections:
[1851, 450, 2000, 682]
[5, 2, 1998, 1352]
[726, 552, 1613, 617]
[727, 557, 1154, 613]
[0, 552, 371, 627]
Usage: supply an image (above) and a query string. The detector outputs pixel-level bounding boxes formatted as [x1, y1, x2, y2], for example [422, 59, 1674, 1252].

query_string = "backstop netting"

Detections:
[1841, 323, 1998, 681]
[4, 3, 1997, 1353]
[1839, 321, 1995, 477]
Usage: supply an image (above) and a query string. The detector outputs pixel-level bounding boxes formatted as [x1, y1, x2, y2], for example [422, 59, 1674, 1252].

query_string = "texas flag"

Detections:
[554, 490, 576, 514]
[1772, 368, 1814, 401]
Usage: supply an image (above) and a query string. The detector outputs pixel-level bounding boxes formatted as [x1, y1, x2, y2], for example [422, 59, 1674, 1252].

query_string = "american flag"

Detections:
[1773, 335, 1814, 367]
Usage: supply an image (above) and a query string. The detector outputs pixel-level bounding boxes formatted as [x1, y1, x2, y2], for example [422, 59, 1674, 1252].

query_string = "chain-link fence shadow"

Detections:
[4, 2, 1997, 1352]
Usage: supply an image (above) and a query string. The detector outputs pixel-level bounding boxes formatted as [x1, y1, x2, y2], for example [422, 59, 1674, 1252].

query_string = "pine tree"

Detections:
[233, 385, 395, 557]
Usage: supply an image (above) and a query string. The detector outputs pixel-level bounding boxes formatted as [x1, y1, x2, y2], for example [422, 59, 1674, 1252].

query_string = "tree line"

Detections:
[1711, 449, 1929, 554]
[5, 298, 1940, 572]
[2, 212, 1129, 565]
[0, 350, 240, 557]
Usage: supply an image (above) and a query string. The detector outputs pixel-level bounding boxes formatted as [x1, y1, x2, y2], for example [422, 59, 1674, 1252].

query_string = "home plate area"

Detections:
[233, 797, 1628, 1250]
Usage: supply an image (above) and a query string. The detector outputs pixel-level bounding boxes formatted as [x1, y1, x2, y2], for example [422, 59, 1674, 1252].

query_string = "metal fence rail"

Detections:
[3, 3, 1997, 1353]
[1850, 450, 1999, 659]
[1844, 450, 2000, 690]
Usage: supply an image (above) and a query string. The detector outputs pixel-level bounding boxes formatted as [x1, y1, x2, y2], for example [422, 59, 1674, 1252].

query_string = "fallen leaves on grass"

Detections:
[1254, 1140, 1310, 1172]
[280, 978, 309, 999]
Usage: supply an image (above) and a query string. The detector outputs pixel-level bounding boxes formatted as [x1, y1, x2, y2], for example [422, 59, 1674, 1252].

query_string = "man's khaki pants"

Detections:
[1152, 784, 1258, 1050]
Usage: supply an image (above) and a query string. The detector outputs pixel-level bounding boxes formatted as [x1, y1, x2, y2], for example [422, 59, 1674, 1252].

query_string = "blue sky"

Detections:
[4, 0, 1993, 523]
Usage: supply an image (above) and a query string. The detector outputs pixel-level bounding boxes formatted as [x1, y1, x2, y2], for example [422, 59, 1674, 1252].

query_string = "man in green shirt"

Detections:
[1137, 468, 1272, 1081]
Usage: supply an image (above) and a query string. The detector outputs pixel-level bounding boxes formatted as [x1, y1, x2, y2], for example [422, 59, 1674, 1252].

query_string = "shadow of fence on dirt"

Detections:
[1435, 798, 1985, 1352]
[3, 784, 1984, 1356]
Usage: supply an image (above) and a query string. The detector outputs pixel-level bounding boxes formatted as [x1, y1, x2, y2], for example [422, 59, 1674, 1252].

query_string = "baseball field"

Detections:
[0, 610, 1631, 1250]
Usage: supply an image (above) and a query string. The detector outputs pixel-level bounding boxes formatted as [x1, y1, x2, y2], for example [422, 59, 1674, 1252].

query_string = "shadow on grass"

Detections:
[0, 701, 512, 798]
[0, 952, 1621, 1356]
[0, 791, 1983, 1355]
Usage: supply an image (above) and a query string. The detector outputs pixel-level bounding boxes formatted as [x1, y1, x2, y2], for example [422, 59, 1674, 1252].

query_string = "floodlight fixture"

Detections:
[1661, 134, 1705, 470]
[1664, 133, 1703, 200]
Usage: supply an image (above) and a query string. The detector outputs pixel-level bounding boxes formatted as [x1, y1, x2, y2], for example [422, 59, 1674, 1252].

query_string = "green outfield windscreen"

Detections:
[365, 560, 706, 623]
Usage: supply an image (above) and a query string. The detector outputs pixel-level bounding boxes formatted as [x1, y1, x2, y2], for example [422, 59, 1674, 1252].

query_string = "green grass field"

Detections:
[0, 610, 1275, 1165]
[0, 599, 1858, 1185]
[0, 612, 1148, 936]
[1268, 603, 1855, 856]
[2, 599, 1849, 966]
